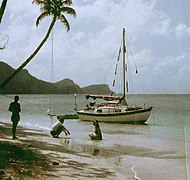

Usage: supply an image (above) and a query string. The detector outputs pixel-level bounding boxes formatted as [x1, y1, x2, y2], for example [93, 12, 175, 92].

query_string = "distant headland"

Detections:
[0, 61, 113, 94]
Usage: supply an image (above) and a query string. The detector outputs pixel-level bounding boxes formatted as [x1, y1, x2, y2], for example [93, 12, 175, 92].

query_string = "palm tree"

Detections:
[0, 0, 76, 90]
[0, 0, 8, 23]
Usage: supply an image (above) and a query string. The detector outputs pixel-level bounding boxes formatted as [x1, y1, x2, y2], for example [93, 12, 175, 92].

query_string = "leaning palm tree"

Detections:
[0, 0, 8, 23]
[0, 0, 76, 90]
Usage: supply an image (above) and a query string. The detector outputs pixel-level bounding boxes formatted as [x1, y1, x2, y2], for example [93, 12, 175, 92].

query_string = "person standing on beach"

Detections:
[89, 120, 102, 140]
[50, 116, 70, 138]
[8, 95, 21, 140]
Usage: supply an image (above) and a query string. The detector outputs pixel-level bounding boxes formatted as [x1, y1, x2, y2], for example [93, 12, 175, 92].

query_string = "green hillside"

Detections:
[0, 61, 113, 94]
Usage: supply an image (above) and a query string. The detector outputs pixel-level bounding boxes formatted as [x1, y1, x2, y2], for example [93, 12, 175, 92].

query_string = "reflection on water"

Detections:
[61, 139, 101, 156]
[60, 138, 137, 179]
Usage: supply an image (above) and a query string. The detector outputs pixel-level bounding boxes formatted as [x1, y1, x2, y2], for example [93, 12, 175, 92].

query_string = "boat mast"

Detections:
[122, 28, 127, 104]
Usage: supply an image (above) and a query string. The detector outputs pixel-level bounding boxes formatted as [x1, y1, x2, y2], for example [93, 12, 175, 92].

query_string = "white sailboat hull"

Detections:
[77, 107, 152, 123]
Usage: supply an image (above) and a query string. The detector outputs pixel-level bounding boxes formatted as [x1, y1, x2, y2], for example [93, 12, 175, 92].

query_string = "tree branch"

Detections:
[0, 33, 9, 50]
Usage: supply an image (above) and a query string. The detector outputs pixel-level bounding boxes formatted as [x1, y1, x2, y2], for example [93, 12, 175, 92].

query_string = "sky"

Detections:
[0, 0, 190, 94]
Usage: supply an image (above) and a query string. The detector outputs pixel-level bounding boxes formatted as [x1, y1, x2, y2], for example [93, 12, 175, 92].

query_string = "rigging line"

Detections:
[117, 54, 123, 95]
[49, 28, 56, 121]
[102, 61, 115, 94]
[126, 54, 140, 106]
[112, 39, 123, 95]
[102, 36, 122, 94]
[113, 46, 121, 81]
[124, 35, 137, 104]
[51, 29, 54, 84]
[114, 40, 123, 95]
[126, 34, 150, 106]
[184, 127, 190, 180]
[126, 35, 138, 73]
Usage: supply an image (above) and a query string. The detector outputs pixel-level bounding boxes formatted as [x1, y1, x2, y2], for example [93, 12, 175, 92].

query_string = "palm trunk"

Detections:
[0, 18, 56, 90]
[0, 0, 8, 23]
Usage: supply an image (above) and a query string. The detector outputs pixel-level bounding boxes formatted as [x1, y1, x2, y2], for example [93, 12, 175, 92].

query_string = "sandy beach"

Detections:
[0, 94, 189, 180]
[0, 121, 128, 180]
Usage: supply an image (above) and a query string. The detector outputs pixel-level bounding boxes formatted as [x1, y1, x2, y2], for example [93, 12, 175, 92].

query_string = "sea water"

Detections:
[0, 94, 190, 179]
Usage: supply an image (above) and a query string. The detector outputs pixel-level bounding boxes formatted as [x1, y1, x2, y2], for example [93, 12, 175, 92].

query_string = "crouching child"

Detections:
[50, 116, 70, 138]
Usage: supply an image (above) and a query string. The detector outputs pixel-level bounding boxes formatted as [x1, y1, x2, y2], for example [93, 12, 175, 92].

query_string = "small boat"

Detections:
[77, 28, 152, 123]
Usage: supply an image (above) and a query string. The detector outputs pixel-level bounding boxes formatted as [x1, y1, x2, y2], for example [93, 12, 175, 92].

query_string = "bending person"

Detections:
[89, 120, 102, 140]
[50, 116, 70, 138]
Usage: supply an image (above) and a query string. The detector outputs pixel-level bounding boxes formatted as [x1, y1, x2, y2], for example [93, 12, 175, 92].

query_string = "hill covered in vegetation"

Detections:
[0, 61, 113, 94]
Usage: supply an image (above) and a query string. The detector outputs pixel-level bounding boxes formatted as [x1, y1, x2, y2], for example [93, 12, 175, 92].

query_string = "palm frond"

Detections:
[59, 14, 70, 31]
[61, 7, 76, 18]
[36, 11, 49, 26]
[33, 0, 51, 13]
[63, 0, 72, 6]
[32, 0, 46, 5]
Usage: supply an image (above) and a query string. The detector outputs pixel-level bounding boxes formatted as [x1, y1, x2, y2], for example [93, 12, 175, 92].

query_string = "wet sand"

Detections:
[0, 122, 128, 179]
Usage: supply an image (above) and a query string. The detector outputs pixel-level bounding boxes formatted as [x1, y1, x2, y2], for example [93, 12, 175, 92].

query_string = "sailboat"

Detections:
[77, 28, 152, 123]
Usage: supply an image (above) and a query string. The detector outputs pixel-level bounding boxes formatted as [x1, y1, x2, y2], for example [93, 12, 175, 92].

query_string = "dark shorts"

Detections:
[11, 115, 20, 122]
[50, 126, 63, 137]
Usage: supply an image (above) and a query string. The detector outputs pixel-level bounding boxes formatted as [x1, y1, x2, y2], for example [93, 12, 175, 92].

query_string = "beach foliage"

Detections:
[0, 142, 46, 179]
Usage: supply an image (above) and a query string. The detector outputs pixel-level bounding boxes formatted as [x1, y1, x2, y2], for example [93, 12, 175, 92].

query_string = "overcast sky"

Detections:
[0, 0, 190, 94]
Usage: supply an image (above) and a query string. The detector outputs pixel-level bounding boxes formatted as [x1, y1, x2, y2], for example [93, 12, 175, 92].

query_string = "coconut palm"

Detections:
[0, 0, 76, 90]
[0, 0, 8, 23]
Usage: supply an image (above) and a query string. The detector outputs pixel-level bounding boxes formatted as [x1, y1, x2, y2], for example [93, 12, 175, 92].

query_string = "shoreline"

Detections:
[0, 120, 187, 180]
[0, 122, 129, 179]
[0, 94, 189, 179]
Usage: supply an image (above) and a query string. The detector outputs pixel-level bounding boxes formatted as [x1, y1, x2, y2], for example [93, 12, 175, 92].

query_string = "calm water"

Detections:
[0, 94, 190, 179]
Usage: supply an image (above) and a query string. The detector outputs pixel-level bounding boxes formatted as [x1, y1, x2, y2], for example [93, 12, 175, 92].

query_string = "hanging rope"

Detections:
[48, 29, 57, 123]
[126, 35, 138, 74]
